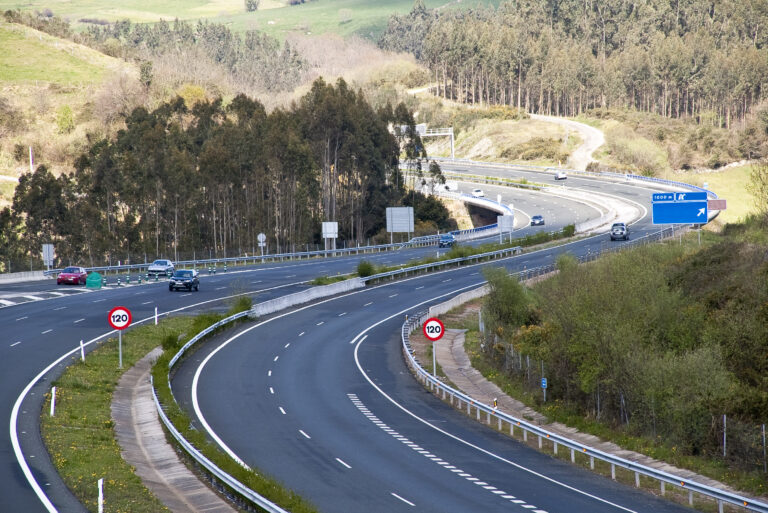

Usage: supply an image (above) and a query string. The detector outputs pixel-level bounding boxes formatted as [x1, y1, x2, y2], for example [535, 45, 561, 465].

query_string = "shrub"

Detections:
[56, 105, 75, 134]
[245, 0, 260, 12]
[357, 260, 375, 277]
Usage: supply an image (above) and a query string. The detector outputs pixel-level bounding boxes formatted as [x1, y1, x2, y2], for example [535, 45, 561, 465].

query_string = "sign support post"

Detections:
[423, 317, 445, 378]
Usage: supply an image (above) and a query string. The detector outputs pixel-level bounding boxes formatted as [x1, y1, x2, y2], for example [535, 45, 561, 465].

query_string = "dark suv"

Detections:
[169, 269, 199, 291]
[610, 222, 630, 241]
[438, 233, 456, 248]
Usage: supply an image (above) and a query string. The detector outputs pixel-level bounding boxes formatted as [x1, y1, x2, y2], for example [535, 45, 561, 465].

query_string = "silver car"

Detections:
[147, 259, 175, 277]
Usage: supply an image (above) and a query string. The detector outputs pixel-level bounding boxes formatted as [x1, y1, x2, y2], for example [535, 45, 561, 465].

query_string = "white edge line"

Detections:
[10, 279, 308, 510]
[351, 307, 638, 513]
[391, 492, 415, 506]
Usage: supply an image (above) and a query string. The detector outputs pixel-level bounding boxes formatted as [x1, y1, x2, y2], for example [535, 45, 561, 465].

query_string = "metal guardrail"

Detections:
[151, 377, 289, 513]
[399, 229, 767, 513]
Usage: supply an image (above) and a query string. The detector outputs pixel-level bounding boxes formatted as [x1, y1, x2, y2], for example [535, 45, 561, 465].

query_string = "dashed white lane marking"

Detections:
[273, 356, 279, 362]
[364, 302, 373, 306]
[41, 329, 52, 334]
[389, 293, 398, 298]
[335, 458, 351, 469]
[268, 370, 272, 377]
[284, 343, 290, 348]
[53, 306, 66, 311]
[73, 318, 85, 324]
[415, 286, 424, 290]
[92, 299, 106, 303]
[252, 280, 262, 284]
[279, 407, 286, 415]
[15, 316, 27, 320]
[48, 292, 65, 297]
[269, 387, 274, 394]
[338, 312, 347, 316]
[347, 393, 546, 511]
[181, 293, 192, 297]
[299, 430, 311, 439]
[442, 278, 452, 282]
[142, 301, 152, 305]
[10, 341, 21, 347]
[299, 331, 305, 336]
[216, 286, 226, 290]
[316, 321, 324, 326]
[23, 295, 43, 300]
[391, 492, 415, 506]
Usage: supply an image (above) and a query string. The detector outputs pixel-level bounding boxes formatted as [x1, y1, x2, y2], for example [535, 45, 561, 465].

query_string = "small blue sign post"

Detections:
[541, 377, 547, 402]
[652, 192, 708, 225]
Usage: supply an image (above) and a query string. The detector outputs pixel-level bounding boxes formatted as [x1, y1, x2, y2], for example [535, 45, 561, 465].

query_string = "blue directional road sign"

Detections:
[541, 378, 547, 389]
[652, 191, 708, 224]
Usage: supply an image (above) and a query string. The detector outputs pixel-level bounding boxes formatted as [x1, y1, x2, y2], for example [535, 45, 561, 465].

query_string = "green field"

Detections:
[0, 0, 502, 39]
[0, 23, 120, 83]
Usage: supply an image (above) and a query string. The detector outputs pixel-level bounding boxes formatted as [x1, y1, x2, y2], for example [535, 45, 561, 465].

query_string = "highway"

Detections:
[0, 168, 677, 512]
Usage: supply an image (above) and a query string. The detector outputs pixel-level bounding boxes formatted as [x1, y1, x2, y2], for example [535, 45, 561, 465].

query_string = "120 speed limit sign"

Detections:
[108, 306, 132, 330]
[422, 317, 445, 342]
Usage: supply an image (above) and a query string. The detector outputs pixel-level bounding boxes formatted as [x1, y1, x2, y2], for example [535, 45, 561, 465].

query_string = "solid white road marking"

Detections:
[351, 335, 367, 345]
[23, 295, 43, 300]
[335, 458, 351, 469]
[391, 493, 415, 506]
[279, 407, 286, 415]
[10, 341, 21, 347]
[73, 318, 85, 324]
[299, 430, 311, 439]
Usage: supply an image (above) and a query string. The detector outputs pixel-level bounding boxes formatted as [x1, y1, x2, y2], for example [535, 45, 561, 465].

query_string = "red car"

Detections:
[57, 266, 88, 285]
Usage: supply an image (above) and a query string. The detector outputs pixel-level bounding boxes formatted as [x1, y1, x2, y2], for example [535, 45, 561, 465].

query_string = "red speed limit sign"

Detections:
[108, 306, 132, 330]
[422, 317, 445, 342]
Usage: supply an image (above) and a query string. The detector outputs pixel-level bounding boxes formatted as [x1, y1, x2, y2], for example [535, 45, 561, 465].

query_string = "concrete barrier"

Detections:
[250, 278, 364, 317]
[0, 270, 49, 284]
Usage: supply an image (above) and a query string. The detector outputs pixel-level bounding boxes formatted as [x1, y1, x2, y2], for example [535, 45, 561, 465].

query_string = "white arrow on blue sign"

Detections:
[652, 191, 708, 224]
[541, 378, 547, 389]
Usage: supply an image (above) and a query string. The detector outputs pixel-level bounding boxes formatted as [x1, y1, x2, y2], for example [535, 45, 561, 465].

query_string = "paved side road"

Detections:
[531, 114, 605, 170]
[111, 348, 237, 513]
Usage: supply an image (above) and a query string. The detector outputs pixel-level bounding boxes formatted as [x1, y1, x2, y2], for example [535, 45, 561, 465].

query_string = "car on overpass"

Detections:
[438, 233, 456, 248]
[554, 170, 567, 180]
[530, 215, 545, 226]
[471, 188, 484, 197]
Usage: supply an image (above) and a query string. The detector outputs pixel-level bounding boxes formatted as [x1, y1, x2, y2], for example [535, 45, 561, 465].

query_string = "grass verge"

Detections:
[42, 296, 318, 513]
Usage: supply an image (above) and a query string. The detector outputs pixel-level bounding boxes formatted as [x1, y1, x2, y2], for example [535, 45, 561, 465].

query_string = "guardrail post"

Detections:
[634, 472, 639, 487]
[538, 435, 542, 449]
[611, 463, 615, 480]
[476, 407, 480, 420]
[590, 456, 594, 469]
[688, 490, 693, 506]
[553, 441, 558, 455]
[510, 423, 514, 436]
[660, 480, 664, 495]
[718, 500, 723, 513]
[570, 448, 575, 462]
[523, 430, 527, 442]
[498, 417, 502, 430]
[486, 411, 491, 425]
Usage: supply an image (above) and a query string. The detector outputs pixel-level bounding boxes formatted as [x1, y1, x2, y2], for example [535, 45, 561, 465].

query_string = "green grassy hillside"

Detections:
[0, 22, 135, 206]
[0, 0, 502, 39]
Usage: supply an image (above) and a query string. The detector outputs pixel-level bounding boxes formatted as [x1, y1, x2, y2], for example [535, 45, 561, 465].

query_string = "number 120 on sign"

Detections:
[423, 317, 445, 342]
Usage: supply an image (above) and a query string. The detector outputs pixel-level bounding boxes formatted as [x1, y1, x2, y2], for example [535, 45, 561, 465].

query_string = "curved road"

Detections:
[0, 171, 611, 512]
[172, 175, 693, 512]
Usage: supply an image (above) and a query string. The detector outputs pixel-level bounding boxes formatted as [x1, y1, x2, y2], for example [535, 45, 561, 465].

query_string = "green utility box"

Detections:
[86, 271, 102, 289]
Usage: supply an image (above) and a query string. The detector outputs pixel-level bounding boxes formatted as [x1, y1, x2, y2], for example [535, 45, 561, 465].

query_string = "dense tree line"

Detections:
[380, 0, 768, 128]
[0, 79, 450, 268]
[480, 224, 768, 465]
